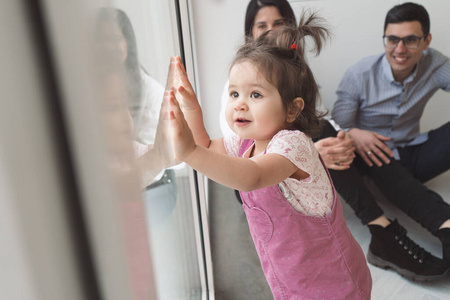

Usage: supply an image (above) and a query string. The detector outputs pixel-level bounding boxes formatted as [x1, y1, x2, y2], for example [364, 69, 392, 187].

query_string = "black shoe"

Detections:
[437, 227, 450, 267]
[367, 219, 449, 281]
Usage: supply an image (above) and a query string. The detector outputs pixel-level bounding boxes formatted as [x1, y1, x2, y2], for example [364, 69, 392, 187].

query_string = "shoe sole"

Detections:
[367, 250, 450, 282]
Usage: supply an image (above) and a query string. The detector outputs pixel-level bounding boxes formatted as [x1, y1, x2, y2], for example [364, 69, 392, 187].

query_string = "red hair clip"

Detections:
[290, 43, 298, 50]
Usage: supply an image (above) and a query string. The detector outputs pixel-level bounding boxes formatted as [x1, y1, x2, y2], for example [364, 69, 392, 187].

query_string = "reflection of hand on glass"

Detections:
[96, 7, 178, 188]
[167, 91, 197, 161]
[137, 89, 180, 187]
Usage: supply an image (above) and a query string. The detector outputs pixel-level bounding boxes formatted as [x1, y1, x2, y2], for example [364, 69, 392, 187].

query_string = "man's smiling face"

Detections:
[384, 21, 431, 83]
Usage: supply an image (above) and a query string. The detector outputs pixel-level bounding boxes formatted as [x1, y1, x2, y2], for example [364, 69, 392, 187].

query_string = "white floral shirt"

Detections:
[223, 130, 333, 217]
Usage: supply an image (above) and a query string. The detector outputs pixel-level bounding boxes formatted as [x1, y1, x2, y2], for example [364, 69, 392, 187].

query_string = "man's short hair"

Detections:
[384, 2, 430, 36]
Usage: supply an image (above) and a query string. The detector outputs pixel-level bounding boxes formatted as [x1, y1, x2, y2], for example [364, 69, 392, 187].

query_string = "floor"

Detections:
[208, 170, 450, 300]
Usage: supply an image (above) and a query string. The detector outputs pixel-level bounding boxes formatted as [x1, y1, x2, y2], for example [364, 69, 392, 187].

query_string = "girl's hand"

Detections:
[169, 56, 211, 147]
[168, 90, 197, 162]
[173, 56, 201, 112]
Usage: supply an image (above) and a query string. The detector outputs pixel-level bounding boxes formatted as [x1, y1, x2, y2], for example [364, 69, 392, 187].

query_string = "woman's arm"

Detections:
[169, 92, 297, 191]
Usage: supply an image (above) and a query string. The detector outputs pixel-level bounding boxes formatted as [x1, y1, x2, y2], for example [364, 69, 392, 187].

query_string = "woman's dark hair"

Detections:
[384, 2, 430, 37]
[233, 12, 330, 138]
[244, 0, 297, 39]
[96, 7, 142, 120]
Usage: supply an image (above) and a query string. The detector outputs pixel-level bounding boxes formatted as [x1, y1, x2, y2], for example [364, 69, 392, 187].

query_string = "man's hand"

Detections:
[315, 130, 355, 170]
[348, 128, 394, 167]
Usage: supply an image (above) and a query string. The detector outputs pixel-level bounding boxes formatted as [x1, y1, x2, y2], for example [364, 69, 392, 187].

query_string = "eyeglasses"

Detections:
[383, 35, 426, 49]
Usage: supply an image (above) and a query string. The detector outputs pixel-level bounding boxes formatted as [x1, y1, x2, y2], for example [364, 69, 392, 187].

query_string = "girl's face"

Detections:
[251, 6, 285, 39]
[226, 61, 287, 149]
[97, 21, 128, 65]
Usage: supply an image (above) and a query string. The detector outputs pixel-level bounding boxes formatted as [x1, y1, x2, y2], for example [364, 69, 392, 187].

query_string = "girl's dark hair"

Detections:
[96, 7, 142, 121]
[245, 0, 297, 39]
[232, 12, 330, 138]
[384, 2, 430, 37]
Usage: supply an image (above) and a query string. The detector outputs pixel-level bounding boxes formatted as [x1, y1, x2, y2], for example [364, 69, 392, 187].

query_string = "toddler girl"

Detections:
[168, 13, 372, 300]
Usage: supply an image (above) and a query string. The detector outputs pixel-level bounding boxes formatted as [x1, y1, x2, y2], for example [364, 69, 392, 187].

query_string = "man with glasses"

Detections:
[329, 2, 450, 281]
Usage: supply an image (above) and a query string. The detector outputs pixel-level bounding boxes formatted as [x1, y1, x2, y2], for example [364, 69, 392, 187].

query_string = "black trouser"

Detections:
[320, 120, 450, 235]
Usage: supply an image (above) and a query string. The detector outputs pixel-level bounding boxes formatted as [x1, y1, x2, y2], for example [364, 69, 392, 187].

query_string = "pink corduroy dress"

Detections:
[238, 138, 372, 300]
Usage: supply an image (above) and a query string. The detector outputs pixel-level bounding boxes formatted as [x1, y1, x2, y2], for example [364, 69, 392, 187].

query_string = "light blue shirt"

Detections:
[332, 48, 450, 159]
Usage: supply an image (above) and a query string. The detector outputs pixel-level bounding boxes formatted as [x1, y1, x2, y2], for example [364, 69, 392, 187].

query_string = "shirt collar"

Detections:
[381, 55, 396, 84]
[382, 50, 428, 85]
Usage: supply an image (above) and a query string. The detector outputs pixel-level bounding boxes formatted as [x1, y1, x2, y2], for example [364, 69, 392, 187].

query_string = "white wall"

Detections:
[191, 0, 450, 138]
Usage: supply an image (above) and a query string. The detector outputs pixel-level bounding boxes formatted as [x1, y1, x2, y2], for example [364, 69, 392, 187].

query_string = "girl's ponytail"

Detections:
[270, 11, 331, 58]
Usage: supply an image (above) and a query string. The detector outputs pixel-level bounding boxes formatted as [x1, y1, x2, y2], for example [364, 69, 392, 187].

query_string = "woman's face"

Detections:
[251, 6, 285, 39]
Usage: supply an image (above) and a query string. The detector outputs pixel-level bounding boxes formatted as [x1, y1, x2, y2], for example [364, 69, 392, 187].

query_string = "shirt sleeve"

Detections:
[434, 52, 450, 92]
[136, 73, 165, 145]
[266, 130, 316, 175]
[223, 133, 243, 157]
[332, 65, 362, 129]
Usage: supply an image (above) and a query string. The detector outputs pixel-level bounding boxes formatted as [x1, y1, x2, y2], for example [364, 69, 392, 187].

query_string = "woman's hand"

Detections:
[315, 130, 355, 170]
[168, 90, 197, 162]
[348, 128, 394, 167]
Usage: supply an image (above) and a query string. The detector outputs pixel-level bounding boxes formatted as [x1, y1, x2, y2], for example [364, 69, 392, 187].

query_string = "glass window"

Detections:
[1, 0, 210, 299]
[93, 1, 205, 299]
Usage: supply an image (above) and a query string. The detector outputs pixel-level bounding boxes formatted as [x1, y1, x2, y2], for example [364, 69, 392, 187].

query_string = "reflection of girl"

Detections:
[96, 7, 176, 223]
[96, 7, 164, 145]
[169, 13, 372, 299]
